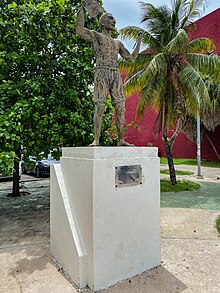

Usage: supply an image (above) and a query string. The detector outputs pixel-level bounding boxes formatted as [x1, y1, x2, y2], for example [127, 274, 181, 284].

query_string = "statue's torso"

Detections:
[92, 31, 119, 69]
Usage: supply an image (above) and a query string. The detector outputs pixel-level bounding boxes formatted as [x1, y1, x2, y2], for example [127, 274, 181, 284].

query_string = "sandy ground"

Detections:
[0, 171, 219, 292]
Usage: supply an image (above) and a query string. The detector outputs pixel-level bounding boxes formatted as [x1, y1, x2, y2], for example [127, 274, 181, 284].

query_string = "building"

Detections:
[124, 8, 220, 161]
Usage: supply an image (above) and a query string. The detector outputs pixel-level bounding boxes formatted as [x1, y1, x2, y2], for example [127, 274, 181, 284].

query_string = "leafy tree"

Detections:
[0, 0, 109, 196]
[119, 0, 220, 184]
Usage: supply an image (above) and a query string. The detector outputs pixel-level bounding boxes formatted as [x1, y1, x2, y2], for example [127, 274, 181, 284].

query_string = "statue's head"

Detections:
[99, 13, 116, 31]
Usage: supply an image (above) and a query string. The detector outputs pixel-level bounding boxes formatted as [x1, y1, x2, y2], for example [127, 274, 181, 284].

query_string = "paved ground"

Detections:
[0, 166, 219, 293]
[162, 164, 220, 183]
[160, 164, 220, 210]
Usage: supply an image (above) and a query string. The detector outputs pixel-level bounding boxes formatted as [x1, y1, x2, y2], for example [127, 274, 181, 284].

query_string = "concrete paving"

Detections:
[160, 164, 220, 183]
[0, 167, 220, 293]
[161, 164, 220, 210]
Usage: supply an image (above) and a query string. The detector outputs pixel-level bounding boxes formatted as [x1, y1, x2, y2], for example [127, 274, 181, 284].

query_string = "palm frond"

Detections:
[202, 82, 220, 130]
[119, 53, 154, 80]
[139, 2, 171, 25]
[118, 58, 134, 74]
[178, 62, 211, 115]
[119, 26, 162, 53]
[187, 53, 219, 78]
[139, 2, 157, 22]
[136, 53, 168, 118]
[138, 76, 178, 128]
[123, 69, 145, 97]
[186, 38, 216, 54]
[142, 53, 168, 81]
[153, 104, 164, 136]
[139, 1, 174, 46]
[171, 0, 188, 29]
[141, 31, 164, 53]
[180, 0, 208, 27]
[120, 26, 144, 42]
[170, 0, 208, 30]
[137, 75, 166, 119]
[166, 28, 189, 54]
[212, 55, 220, 82]
[206, 82, 220, 109]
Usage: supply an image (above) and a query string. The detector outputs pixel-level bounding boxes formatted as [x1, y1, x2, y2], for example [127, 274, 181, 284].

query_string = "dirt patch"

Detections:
[0, 178, 50, 247]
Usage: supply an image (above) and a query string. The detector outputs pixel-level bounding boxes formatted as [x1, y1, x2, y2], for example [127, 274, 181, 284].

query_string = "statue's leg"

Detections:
[111, 70, 133, 146]
[114, 101, 125, 141]
[90, 68, 108, 146]
[114, 102, 133, 146]
[89, 103, 105, 146]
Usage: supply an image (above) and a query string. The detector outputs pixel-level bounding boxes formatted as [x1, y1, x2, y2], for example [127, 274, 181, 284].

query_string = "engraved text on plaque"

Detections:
[115, 165, 142, 187]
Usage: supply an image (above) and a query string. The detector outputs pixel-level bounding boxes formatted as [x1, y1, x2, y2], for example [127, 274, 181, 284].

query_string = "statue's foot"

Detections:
[118, 140, 134, 147]
[89, 140, 99, 147]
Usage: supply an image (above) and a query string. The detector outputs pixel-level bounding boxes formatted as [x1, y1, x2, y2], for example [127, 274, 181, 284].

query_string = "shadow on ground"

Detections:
[0, 179, 50, 247]
[99, 266, 187, 293]
[0, 178, 50, 277]
[8, 245, 51, 276]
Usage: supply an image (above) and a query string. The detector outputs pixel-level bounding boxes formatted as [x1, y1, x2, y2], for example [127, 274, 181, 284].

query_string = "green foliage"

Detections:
[99, 97, 138, 146]
[147, 142, 153, 147]
[160, 157, 220, 168]
[0, 0, 112, 169]
[160, 169, 194, 175]
[216, 216, 220, 235]
[161, 179, 200, 192]
[99, 96, 118, 146]
[0, 151, 15, 175]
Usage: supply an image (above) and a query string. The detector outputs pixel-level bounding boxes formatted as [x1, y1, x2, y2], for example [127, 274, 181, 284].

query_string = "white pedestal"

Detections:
[50, 147, 160, 291]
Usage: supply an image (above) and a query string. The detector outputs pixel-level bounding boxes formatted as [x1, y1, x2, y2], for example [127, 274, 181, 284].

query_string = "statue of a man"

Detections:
[76, 3, 142, 146]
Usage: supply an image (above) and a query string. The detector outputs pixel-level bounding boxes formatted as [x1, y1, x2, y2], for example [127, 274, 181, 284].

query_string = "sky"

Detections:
[102, 0, 220, 50]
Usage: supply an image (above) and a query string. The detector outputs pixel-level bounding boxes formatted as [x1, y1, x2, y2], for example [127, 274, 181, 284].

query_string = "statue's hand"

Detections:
[81, 0, 102, 17]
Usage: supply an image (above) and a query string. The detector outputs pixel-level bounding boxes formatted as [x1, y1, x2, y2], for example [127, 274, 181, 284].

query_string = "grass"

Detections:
[161, 179, 200, 193]
[160, 157, 220, 168]
[160, 169, 194, 175]
[216, 216, 220, 235]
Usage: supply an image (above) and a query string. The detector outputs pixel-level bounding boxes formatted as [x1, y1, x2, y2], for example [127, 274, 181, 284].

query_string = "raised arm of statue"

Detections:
[76, 6, 95, 42]
[119, 34, 142, 61]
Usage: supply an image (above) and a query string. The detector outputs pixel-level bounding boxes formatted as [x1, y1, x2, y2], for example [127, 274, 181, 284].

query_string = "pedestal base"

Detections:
[50, 147, 161, 291]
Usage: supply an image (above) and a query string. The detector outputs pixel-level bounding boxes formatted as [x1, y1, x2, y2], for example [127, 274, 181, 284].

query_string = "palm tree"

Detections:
[203, 79, 220, 131]
[120, 0, 220, 184]
[182, 80, 220, 160]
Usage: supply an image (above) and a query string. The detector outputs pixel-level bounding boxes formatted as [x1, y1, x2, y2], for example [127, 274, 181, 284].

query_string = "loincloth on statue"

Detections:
[94, 67, 125, 105]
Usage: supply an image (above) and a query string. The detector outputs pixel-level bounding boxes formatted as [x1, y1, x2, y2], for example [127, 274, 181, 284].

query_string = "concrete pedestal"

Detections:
[50, 147, 160, 291]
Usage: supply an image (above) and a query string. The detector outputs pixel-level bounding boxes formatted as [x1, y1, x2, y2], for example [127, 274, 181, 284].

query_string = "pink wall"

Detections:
[124, 9, 220, 161]
[188, 8, 220, 55]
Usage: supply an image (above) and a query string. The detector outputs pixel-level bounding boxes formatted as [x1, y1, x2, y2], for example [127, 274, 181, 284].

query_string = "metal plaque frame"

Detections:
[115, 165, 142, 188]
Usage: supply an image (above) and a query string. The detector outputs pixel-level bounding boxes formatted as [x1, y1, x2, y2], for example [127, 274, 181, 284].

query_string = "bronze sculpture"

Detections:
[76, 2, 142, 146]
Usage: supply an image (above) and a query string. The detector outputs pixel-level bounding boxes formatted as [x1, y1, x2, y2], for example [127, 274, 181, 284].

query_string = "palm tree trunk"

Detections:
[163, 90, 177, 185]
[164, 139, 177, 185]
